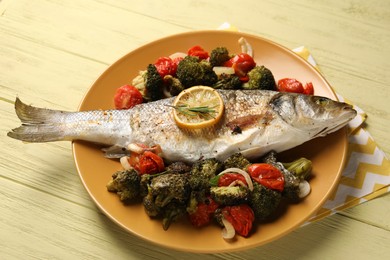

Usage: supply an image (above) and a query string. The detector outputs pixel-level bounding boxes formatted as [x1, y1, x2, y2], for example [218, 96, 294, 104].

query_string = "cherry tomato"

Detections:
[277, 78, 304, 93]
[114, 85, 143, 110]
[138, 151, 165, 175]
[223, 53, 256, 81]
[303, 82, 314, 95]
[187, 45, 209, 60]
[154, 57, 178, 78]
[218, 173, 247, 187]
[247, 163, 285, 192]
[189, 197, 219, 227]
[222, 204, 255, 237]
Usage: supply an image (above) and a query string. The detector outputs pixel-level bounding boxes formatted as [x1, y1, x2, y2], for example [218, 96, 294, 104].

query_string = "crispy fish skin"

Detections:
[7, 90, 356, 163]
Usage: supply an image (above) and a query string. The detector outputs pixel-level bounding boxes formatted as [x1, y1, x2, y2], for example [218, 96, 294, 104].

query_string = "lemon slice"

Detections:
[172, 86, 224, 129]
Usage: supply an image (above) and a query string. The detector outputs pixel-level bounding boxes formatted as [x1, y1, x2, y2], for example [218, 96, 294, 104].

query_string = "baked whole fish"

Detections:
[7, 90, 356, 163]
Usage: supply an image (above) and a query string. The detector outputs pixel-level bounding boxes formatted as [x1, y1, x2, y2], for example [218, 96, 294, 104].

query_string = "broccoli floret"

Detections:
[176, 56, 218, 88]
[223, 153, 251, 170]
[145, 64, 164, 101]
[249, 182, 282, 220]
[161, 202, 187, 230]
[189, 158, 224, 191]
[106, 169, 141, 203]
[143, 192, 161, 217]
[213, 73, 242, 89]
[142, 173, 190, 230]
[149, 173, 191, 207]
[165, 161, 192, 174]
[242, 65, 276, 90]
[278, 164, 301, 201]
[163, 75, 185, 96]
[209, 47, 231, 67]
[188, 158, 224, 207]
[282, 157, 312, 181]
[262, 151, 302, 201]
[210, 186, 249, 205]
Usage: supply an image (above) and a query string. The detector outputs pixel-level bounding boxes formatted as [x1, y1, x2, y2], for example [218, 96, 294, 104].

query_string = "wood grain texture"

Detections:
[1, 0, 389, 259]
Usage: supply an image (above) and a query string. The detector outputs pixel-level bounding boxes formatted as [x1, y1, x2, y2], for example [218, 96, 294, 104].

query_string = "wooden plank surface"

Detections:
[1, 0, 389, 259]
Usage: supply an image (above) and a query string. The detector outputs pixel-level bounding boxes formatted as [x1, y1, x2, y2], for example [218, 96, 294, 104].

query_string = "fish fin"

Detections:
[103, 145, 130, 158]
[7, 98, 68, 142]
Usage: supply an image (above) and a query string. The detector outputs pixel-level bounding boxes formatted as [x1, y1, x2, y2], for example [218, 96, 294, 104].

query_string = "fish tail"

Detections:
[7, 98, 70, 142]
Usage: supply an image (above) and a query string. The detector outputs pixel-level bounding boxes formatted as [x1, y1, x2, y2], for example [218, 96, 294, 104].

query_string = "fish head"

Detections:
[270, 93, 357, 138]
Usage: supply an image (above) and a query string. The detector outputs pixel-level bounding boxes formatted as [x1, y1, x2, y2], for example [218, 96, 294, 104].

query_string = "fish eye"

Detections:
[315, 97, 330, 106]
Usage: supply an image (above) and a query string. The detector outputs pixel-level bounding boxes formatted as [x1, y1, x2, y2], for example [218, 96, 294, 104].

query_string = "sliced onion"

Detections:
[218, 168, 254, 191]
[238, 37, 253, 57]
[120, 156, 132, 170]
[162, 85, 172, 98]
[127, 143, 145, 154]
[221, 216, 235, 240]
[298, 180, 311, 198]
[228, 180, 246, 187]
[212, 66, 235, 76]
[169, 52, 187, 60]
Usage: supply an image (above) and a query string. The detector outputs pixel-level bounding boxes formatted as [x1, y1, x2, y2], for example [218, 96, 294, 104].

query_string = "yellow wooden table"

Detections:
[1, 0, 389, 259]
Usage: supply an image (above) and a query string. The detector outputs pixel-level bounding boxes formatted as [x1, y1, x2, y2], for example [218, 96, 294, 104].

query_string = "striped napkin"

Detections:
[293, 46, 390, 222]
[218, 23, 390, 222]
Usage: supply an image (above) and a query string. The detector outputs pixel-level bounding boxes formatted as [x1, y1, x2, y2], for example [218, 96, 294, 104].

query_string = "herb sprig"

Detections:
[168, 104, 218, 119]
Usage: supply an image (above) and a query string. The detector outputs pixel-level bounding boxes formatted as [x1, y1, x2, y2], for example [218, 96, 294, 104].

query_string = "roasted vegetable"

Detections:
[163, 74, 185, 96]
[214, 204, 255, 238]
[210, 186, 249, 206]
[143, 172, 191, 229]
[187, 158, 224, 213]
[209, 47, 231, 67]
[149, 173, 191, 206]
[262, 151, 311, 201]
[176, 56, 218, 88]
[165, 161, 192, 174]
[282, 157, 312, 180]
[189, 158, 224, 192]
[162, 202, 187, 230]
[145, 64, 164, 101]
[212, 73, 242, 89]
[106, 169, 141, 203]
[223, 153, 251, 170]
[242, 65, 276, 90]
[249, 182, 282, 220]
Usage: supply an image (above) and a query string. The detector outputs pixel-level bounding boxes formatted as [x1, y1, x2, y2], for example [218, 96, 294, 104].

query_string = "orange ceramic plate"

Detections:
[72, 31, 347, 253]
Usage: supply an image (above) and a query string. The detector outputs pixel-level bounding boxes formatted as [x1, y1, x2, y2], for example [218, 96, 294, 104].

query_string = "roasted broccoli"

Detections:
[163, 75, 185, 96]
[242, 65, 276, 90]
[106, 169, 141, 203]
[282, 157, 312, 180]
[187, 158, 224, 211]
[223, 153, 251, 170]
[165, 161, 192, 174]
[145, 64, 164, 101]
[209, 47, 231, 67]
[249, 182, 282, 220]
[149, 173, 191, 206]
[189, 158, 224, 191]
[262, 151, 309, 201]
[176, 56, 218, 88]
[161, 202, 187, 230]
[143, 172, 191, 229]
[279, 165, 301, 201]
[210, 186, 249, 206]
[213, 73, 242, 89]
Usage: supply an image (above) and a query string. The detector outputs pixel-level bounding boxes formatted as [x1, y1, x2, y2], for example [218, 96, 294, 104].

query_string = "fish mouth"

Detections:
[313, 104, 357, 138]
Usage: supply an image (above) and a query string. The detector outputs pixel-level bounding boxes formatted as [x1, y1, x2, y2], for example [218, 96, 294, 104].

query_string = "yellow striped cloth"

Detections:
[292, 46, 390, 222]
[218, 23, 389, 222]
